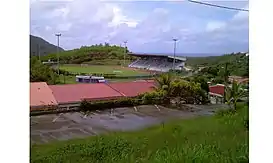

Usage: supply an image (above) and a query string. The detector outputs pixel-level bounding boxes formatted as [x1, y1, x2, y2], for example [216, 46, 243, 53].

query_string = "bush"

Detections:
[140, 91, 165, 105]
[80, 98, 141, 111]
[80, 92, 167, 112]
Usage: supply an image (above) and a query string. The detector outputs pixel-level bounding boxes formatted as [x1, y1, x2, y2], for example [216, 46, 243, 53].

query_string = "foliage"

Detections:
[153, 73, 209, 104]
[140, 90, 166, 104]
[225, 81, 247, 110]
[154, 73, 174, 93]
[171, 80, 209, 104]
[31, 104, 249, 163]
[30, 57, 59, 84]
[41, 44, 136, 64]
[80, 98, 139, 112]
[188, 53, 249, 77]
[187, 76, 210, 93]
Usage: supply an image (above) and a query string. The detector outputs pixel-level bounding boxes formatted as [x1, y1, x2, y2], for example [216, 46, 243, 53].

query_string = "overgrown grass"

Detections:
[60, 64, 149, 76]
[31, 105, 248, 163]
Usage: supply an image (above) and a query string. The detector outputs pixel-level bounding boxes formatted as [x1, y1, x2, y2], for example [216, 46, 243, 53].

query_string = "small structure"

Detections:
[76, 75, 106, 83]
[208, 84, 225, 104]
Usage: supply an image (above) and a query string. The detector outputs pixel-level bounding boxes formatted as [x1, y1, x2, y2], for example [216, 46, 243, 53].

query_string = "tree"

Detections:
[172, 80, 208, 104]
[153, 73, 175, 104]
[225, 80, 247, 110]
[30, 57, 59, 84]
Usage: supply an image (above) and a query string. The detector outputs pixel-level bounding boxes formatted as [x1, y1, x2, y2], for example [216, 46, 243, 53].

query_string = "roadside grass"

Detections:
[59, 64, 149, 76]
[31, 105, 249, 163]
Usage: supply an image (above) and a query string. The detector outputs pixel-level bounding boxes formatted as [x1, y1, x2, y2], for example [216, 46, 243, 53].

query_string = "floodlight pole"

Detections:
[123, 41, 127, 67]
[55, 33, 61, 75]
[172, 38, 178, 70]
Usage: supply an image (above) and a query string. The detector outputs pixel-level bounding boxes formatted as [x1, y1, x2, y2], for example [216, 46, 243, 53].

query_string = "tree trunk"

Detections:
[233, 102, 237, 111]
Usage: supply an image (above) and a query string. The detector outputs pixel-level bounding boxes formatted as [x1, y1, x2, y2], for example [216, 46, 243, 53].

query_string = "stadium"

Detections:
[128, 54, 187, 72]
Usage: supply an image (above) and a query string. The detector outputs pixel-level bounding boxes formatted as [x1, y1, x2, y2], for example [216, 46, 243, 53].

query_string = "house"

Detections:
[208, 84, 225, 104]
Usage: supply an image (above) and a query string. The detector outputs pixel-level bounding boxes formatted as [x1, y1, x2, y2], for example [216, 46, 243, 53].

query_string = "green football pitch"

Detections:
[60, 64, 150, 76]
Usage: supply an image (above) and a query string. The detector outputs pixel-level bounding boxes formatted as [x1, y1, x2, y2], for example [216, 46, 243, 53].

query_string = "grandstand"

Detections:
[128, 54, 186, 72]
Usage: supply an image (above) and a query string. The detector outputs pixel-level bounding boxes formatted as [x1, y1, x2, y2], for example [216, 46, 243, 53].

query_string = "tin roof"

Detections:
[30, 82, 58, 108]
[209, 85, 225, 96]
[108, 81, 155, 97]
[49, 83, 123, 104]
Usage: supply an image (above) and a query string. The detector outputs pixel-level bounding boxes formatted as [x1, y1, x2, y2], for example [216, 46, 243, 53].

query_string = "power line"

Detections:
[188, 0, 249, 12]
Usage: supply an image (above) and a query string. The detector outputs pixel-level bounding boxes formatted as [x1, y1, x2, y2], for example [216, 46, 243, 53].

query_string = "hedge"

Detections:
[80, 92, 165, 112]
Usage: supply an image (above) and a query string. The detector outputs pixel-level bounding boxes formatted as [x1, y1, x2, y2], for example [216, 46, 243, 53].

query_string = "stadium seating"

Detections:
[129, 56, 185, 72]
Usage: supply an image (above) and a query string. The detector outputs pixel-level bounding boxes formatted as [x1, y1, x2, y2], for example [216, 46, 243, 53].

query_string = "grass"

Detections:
[83, 59, 132, 65]
[60, 64, 149, 76]
[30, 105, 249, 163]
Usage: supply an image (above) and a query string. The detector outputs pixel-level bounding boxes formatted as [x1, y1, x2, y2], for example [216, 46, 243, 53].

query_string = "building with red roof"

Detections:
[107, 81, 155, 97]
[30, 81, 156, 111]
[208, 84, 225, 104]
[30, 82, 58, 111]
[49, 83, 124, 105]
[209, 84, 225, 97]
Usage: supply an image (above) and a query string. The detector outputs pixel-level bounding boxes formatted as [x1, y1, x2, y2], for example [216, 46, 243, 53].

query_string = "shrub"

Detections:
[79, 98, 142, 111]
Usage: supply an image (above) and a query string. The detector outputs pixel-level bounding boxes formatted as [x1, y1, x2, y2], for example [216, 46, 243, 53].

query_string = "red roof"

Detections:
[49, 83, 123, 104]
[30, 82, 58, 109]
[107, 81, 155, 97]
[209, 84, 225, 96]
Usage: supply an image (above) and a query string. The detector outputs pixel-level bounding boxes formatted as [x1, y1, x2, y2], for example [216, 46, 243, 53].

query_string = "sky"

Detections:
[30, 0, 249, 55]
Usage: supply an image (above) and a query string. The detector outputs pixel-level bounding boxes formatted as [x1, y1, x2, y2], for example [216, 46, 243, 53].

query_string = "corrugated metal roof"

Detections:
[209, 85, 225, 96]
[108, 81, 155, 97]
[30, 82, 58, 108]
[49, 83, 124, 104]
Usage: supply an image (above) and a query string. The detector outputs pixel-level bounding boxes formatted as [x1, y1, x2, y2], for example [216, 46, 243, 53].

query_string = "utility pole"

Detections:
[55, 33, 61, 75]
[172, 38, 178, 70]
[123, 41, 127, 67]
[223, 62, 229, 103]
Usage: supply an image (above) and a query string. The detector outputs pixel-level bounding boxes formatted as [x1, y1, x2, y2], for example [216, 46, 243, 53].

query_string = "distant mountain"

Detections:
[30, 35, 64, 57]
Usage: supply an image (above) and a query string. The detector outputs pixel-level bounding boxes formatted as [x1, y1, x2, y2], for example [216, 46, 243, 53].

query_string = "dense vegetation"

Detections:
[30, 57, 59, 84]
[31, 72, 248, 162]
[30, 35, 64, 57]
[41, 43, 136, 64]
[31, 103, 248, 163]
[186, 52, 249, 77]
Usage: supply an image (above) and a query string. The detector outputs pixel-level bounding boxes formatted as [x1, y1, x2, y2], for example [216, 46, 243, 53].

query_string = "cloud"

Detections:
[30, 0, 249, 54]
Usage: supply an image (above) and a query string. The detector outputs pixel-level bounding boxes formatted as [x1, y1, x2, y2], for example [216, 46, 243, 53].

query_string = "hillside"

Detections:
[41, 43, 135, 64]
[30, 35, 64, 57]
[186, 53, 249, 77]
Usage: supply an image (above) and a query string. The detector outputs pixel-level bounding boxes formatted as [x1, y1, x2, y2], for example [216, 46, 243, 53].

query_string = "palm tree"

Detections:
[154, 73, 174, 92]
[225, 80, 247, 110]
[153, 73, 175, 104]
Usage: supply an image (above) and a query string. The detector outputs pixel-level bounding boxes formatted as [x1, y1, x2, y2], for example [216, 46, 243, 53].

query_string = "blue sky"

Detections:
[30, 0, 249, 55]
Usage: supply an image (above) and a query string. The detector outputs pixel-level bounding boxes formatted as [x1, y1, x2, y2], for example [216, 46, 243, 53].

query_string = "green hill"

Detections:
[41, 43, 135, 64]
[30, 35, 64, 57]
[186, 53, 249, 77]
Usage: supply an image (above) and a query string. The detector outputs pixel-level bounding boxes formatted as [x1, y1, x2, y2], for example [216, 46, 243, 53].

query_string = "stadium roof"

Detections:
[49, 83, 124, 104]
[107, 81, 155, 97]
[130, 53, 186, 61]
[167, 56, 187, 61]
[30, 82, 58, 109]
